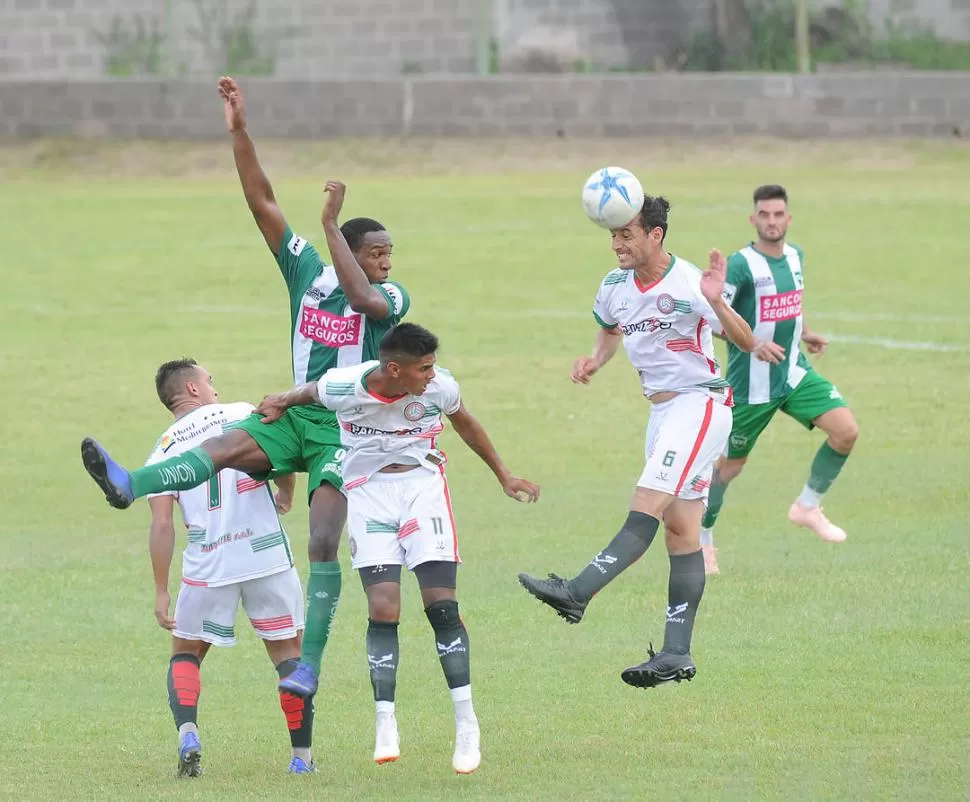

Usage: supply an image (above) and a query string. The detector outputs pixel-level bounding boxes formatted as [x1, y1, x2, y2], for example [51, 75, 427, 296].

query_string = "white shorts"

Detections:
[346, 468, 460, 571]
[173, 567, 305, 646]
[638, 392, 732, 500]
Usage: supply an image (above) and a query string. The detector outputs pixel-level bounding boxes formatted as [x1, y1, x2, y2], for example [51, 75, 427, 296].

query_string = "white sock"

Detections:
[178, 722, 198, 740]
[797, 485, 823, 508]
[699, 527, 714, 547]
[376, 700, 396, 715]
[292, 747, 312, 763]
[450, 685, 475, 722]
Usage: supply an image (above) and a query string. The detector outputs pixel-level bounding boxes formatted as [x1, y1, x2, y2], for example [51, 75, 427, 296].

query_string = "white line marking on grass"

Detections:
[822, 334, 968, 353]
[812, 311, 965, 324]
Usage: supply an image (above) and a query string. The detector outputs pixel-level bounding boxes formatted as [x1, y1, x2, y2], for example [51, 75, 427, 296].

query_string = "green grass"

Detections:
[2, 139, 969, 800]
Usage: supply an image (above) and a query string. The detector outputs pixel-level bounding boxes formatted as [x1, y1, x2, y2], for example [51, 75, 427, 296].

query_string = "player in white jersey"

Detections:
[255, 323, 540, 774]
[519, 194, 763, 689]
[144, 359, 315, 777]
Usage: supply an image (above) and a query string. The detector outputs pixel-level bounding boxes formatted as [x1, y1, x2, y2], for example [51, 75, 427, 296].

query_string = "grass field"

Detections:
[2, 138, 969, 801]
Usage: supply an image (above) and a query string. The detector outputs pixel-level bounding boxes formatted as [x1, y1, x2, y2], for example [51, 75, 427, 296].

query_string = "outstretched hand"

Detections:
[571, 356, 600, 385]
[802, 330, 829, 357]
[217, 76, 246, 133]
[700, 248, 727, 304]
[256, 393, 289, 423]
[502, 476, 541, 503]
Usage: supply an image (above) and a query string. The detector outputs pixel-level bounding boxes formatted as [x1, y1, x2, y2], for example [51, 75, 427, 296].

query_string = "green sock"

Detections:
[301, 562, 342, 674]
[130, 447, 215, 499]
[701, 479, 728, 529]
[807, 442, 850, 494]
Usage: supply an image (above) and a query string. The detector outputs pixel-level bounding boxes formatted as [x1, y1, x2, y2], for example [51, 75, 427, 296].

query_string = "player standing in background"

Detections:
[255, 323, 540, 774]
[146, 359, 314, 776]
[519, 196, 760, 688]
[700, 185, 859, 575]
[80, 78, 411, 709]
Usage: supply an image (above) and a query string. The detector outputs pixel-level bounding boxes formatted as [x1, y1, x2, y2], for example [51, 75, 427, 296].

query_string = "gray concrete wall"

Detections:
[2, 73, 967, 138]
[3, 0, 969, 82]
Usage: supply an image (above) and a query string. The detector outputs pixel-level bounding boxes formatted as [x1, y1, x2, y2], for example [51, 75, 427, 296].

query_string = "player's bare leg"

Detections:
[279, 483, 347, 697]
[361, 570, 403, 765]
[621, 495, 706, 688]
[789, 407, 859, 542]
[81, 429, 273, 509]
[517, 486, 667, 623]
[416, 563, 480, 775]
[168, 638, 209, 778]
[699, 457, 747, 575]
[264, 635, 316, 774]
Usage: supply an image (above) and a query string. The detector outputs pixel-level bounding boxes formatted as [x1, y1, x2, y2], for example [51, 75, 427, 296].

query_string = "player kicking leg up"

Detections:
[518, 195, 762, 686]
[253, 322, 540, 771]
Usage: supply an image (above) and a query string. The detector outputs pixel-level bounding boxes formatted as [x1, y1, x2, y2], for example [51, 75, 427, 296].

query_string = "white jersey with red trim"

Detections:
[592, 255, 733, 403]
[315, 361, 462, 486]
[145, 402, 293, 588]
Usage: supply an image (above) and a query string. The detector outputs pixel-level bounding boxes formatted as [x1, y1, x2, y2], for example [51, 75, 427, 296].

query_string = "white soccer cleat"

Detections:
[452, 717, 481, 774]
[702, 544, 720, 575]
[788, 502, 847, 542]
[373, 711, 400, 764]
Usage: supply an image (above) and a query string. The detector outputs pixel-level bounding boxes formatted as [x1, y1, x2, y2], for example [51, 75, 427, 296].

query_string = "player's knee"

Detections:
[425, 598, 461, 633]
[308, 484, 346, 561]
[833, 417, 860, 452]
[719, 458, 746, 482]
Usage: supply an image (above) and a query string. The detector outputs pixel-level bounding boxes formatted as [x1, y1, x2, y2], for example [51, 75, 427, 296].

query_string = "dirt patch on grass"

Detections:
[1, 136, 967, 180]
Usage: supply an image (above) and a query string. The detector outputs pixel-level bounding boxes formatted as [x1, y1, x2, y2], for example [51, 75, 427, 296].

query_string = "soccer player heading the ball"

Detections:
[255, 322, 540, 774]
[80, 78, 412, 704]
[519, 194, 771, 689]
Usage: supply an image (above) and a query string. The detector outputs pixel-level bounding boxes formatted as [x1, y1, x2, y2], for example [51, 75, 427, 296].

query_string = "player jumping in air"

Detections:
[145, 359, 314, 776]
[80, 79, 410, 704]
[519, 195, 763, 688]
[700, 185, 859, 575]
[255, 323, 540, 774]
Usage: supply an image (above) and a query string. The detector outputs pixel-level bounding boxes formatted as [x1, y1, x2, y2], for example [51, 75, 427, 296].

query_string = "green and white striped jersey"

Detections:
[721, 243, 811, 405]
[276, 226, 410, 385]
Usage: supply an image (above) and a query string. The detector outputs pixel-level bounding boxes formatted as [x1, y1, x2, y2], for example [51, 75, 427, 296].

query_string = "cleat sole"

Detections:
[517, 574, 584, 624]
[620, 664, 696, 689]
[81, 438, 132, 509]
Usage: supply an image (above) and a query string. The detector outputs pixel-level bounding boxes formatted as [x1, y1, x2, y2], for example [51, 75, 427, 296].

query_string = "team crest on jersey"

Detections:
[349, 537, 358, 558]
[656, 293, 676, 314]
[403, 401, 426, 422]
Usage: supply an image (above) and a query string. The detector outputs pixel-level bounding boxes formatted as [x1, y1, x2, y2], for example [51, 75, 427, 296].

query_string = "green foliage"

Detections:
[93, 14, 166, 77]
[186, 0, 277, 76]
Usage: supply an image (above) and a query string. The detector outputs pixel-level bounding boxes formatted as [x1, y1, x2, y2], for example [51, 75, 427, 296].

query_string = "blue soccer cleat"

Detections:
[177, 731, 203, 778]
[288, 757, 316, 774]
[81, 437, 134, 509]
[278, 661, 318, 697]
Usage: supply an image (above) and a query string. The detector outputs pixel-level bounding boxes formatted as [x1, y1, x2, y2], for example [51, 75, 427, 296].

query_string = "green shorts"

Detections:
[727, 370, 847, 459]
[227, 405, 345, 499]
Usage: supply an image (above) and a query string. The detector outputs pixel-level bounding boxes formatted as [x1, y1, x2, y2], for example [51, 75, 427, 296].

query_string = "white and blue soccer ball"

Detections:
[581, 166, 645, 230]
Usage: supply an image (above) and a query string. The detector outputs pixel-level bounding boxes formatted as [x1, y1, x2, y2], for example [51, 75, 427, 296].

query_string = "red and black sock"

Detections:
[167, 653, 201, 730]
[277, 658, 314, 750]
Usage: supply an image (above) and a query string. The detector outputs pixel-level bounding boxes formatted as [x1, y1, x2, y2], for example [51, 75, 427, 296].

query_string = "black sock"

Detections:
[276, 658, 314, 749]
[167, 654, 201, 730]
[568, 512, 660, 603]
[661, 550, 706, 655]
[426, 600, 470, 689]
[366, 620, 400, 702]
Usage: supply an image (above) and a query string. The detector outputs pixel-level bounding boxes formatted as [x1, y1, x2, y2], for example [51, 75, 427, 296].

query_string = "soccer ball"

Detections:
[581, 166, 645, 230]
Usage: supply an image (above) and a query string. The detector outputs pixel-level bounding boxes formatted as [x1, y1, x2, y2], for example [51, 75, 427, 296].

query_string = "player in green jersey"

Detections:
[700, 185, 860, 575]
[79, 78, 410, 704]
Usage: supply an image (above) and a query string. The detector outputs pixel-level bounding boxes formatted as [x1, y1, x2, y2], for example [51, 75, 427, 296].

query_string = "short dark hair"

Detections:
[636, 195, 671, 241]
[340, 217, 386, 252]
[379, 323, 438, 365]
[155, 358, 199, 411]
[753, 184, 788, 205]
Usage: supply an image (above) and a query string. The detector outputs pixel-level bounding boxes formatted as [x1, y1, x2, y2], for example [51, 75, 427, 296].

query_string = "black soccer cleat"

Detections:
[517, 573, 587, 624]
[621, 643, 696, 689]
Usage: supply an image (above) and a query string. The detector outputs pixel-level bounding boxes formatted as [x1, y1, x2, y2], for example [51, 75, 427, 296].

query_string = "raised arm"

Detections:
[218, 76, 287, 256]
[446, 402, 539, 503]
[321, 180, 392, 319]
[255, 382, 322, 423]
[700, 250, 757, 352]
[148, 495, 177, 631]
